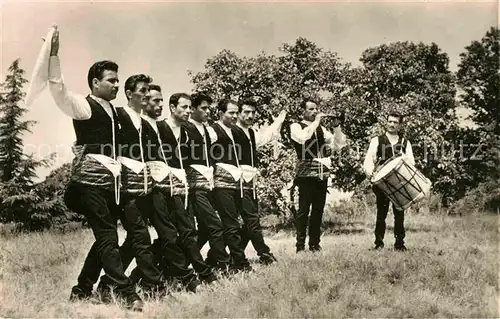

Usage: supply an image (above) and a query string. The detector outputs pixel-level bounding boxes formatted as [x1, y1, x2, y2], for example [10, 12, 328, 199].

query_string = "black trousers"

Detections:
[63, 181, 137, 298]
[79, 192, 165, 291]
[212, 188, 250, 268]
[190, 189, 230, 268]
[238, 192, 271, 257]
[295, 178, 328, 249]
[166, 193, 213, 278]
[373, 186, 405, 246]
[117, 189, 196, 283]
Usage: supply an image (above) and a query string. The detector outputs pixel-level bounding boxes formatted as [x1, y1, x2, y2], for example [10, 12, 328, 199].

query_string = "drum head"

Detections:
[372, 156, 404, 183]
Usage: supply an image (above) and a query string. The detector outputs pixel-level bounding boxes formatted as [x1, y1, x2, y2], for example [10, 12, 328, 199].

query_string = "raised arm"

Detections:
[48, 26, 91, 120]
[322, 125, 347, 152]
[290, 114, 322, 145]
[254, 110, 287, 149]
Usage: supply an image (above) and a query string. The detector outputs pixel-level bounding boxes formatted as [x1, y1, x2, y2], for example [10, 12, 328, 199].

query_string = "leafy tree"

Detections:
[189, 38, 348, 217]
[456, 26, 500, 195]
[456, 27, 500, 129]
[0, 59, 57, 231]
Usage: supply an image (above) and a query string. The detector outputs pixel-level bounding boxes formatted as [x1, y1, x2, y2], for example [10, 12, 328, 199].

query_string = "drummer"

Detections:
[363, 112, 415, 251]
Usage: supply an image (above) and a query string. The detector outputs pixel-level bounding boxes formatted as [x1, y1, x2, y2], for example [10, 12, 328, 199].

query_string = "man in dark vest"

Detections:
[363, 112, 414, 251]
[47, 27, 142, 311]
[290, 99, 346, 253]
[232, 98, 287, 265]
[183, 92, 231, 273]
[115, 83, 200, 293]
[206, 99, 252, 273]
[157, 93, 217, 285]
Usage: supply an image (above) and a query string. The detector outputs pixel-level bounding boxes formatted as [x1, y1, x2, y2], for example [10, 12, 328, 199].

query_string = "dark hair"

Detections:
[191, 92, 213, 108]
[387, 111, 403, 123]
[87, 60, 119, 90]
[300, 99, 317, 109]
[124, 74, 152, 100]
[169, 93, 191, 107]
[149, 84, 162, 92]
[217, 98, 239, 113]
[238, 98, 257, 112]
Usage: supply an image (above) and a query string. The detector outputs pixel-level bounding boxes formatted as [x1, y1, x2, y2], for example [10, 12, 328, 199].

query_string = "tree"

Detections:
[456, 27, 500, 129]
[328, 41, 485, 205]
[188, 38, 348, 218]
[0, 59, 56, 231]
[456, 27, 500, 192]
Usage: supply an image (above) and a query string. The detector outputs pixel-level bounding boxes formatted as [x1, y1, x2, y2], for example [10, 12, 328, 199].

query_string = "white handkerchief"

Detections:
[170, 167, 187, 184]
[313, 157, 332, 170]
[117, 156, 146, 174]
[146, 161, 171, 182]
[26, 27, 55, 106]
[87, 154, 122, 177]
[240, 165, 258, 183]
[191, 165, 214, 181]
[216, 163, 242, 181]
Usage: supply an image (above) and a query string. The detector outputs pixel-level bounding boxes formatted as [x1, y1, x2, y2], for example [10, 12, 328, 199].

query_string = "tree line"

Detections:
[0, 27, 498, 231]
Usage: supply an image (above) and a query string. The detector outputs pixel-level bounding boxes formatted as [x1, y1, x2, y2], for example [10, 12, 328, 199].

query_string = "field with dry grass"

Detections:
[0, 210, 498, 318]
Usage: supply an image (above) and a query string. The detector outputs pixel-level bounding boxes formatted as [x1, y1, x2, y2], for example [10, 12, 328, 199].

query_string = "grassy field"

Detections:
[0, 212, 498, 318]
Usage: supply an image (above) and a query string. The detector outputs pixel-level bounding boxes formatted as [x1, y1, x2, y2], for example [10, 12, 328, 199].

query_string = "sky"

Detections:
[0, 0, 497, 180]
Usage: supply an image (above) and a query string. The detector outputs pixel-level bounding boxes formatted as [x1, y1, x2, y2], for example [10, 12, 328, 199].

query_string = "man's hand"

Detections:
[50, 25, 59, 56]
[273, 110, 287, 124]
[314, 112, 325, 123]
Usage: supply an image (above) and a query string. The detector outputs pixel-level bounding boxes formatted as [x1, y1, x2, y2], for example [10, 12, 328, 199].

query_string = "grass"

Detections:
[0, 210, 498, 318]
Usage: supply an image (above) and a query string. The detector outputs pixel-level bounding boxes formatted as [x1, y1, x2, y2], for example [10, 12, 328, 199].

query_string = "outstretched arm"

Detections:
[47, 26, 92, 120]
[322, 125, 347, 152]
[254, 110, 287, 149]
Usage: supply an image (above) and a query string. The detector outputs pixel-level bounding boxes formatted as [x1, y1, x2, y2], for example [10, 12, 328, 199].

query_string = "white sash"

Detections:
[313, 157, 332, 170]
[216, 163, 242, 181]
[117, 156, 146, 174]
[146, 161, 171, 182]
[170, 167, 187, 184]
[87, 154, 122, 177]
[240, 165, 259, 183]
[191, 164, 214, 182]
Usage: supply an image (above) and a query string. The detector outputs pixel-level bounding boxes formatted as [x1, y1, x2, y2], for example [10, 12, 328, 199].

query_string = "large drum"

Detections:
[371, 156, 432, 210]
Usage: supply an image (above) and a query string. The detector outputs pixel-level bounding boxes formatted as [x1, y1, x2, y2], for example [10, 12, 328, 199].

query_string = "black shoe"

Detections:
[228, 263, 253, 275]
[395, 244, 407, 251]
[259, 253, 277, 265]
[185, 278, 201, 293]
[96, 281, 113, 304]
[199, 272, 218, 285]
[296, 246, 305, 253]
[125, 295, 144, 312]
[373, 243, 384, 250]
[309, 245, 322, 252]
[69, 285, 92, 301]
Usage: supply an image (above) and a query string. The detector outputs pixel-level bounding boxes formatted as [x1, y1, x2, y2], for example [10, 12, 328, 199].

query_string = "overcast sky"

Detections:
[1, 0, 497, 179]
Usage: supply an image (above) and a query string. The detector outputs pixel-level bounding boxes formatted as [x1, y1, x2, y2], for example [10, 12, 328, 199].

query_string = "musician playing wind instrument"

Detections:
[290, 99, 346, 253]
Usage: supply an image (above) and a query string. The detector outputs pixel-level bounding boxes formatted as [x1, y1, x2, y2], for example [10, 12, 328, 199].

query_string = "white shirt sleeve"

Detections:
[254, 120, 282, 149]
[206, 126, 218, 144]
[48, 56, 92, 120]
[290, 120, 320, 145]
[363, 137, 379, 177]
[404, 140, 415, 166]
[322, 126, 347, 151]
